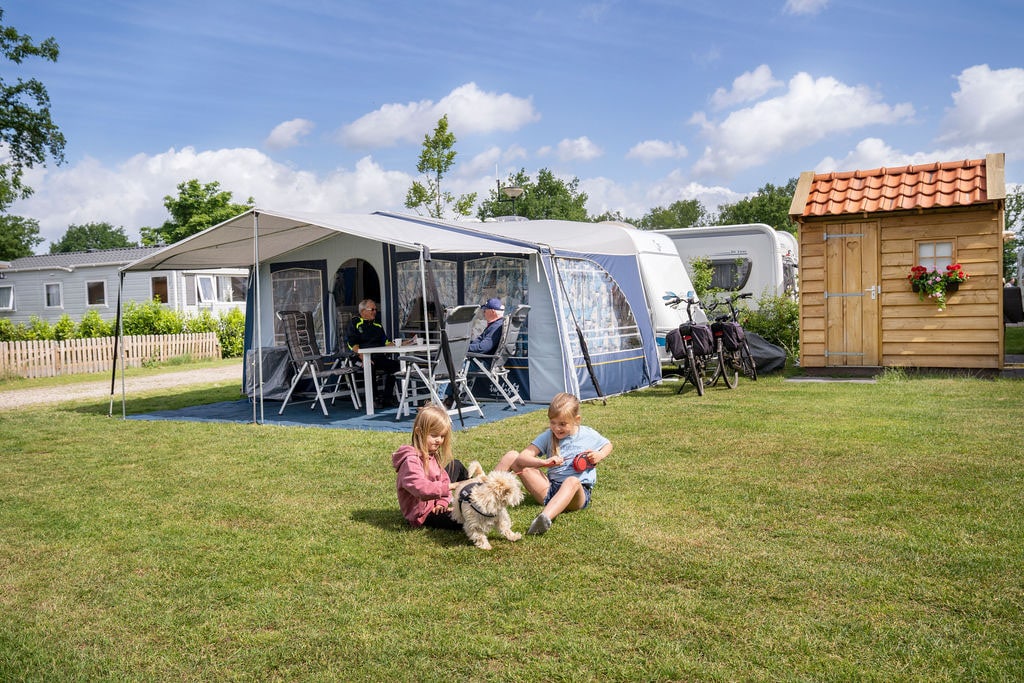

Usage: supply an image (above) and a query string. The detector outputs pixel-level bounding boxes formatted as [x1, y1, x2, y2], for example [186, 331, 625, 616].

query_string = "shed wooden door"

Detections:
[823, 221, 880, 366]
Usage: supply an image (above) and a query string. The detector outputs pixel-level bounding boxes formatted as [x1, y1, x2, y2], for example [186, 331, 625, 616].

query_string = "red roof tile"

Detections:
[793, 158, 995, 218]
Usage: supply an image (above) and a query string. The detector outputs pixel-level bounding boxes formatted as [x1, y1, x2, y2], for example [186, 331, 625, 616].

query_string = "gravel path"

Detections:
[0, 362, 243, 411]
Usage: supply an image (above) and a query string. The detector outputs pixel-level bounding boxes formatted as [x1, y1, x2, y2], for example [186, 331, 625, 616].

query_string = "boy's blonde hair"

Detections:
[411, 403, 453, 467]
[547, 392, 581, 457]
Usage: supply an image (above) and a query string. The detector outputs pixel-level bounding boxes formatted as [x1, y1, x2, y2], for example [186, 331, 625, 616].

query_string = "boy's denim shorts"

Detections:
[544, 477, 592, 509]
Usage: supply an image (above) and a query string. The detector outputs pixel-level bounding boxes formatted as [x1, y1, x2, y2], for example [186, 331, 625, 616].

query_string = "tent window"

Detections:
[709, 257, 752, 291]
[45, 282, 63, 309]
[87, 280, 107, 306]
[554, 257, 641, 355]
[271, 265, 327, 348]
[464, 256, 529, 350]
[0, 285, 13, 311]
[395, 258, 457, 329]
[152, 276, 169, 304]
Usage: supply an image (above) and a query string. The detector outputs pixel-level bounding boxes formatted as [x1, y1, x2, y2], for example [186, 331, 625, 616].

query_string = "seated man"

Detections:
[444, 297, 505, 408]
[346, 298, 400, 407]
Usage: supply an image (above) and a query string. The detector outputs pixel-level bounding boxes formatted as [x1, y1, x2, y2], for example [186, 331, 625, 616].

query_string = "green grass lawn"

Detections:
[2, 371, 1022, 681]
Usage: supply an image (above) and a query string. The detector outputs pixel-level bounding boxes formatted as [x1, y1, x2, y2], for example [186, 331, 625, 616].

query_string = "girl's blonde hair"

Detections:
[547, 392, 581, 457]
[411, 404, 453, 467]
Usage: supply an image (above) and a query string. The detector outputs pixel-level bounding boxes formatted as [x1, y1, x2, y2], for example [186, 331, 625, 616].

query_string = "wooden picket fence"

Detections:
[0, 333, 221, 379]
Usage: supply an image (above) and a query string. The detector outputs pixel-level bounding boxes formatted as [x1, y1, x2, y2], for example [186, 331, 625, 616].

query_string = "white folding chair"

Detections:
[466, 305, 530, 410]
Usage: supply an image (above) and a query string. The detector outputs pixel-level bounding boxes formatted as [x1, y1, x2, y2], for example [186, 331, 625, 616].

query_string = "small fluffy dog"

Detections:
[450, 461, 524, 550]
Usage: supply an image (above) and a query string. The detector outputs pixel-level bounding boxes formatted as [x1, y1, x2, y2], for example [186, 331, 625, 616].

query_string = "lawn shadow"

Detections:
[350, 507, 409, 533]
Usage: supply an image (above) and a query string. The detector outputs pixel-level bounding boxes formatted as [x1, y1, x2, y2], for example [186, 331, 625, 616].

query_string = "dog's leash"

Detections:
[457, 482, 495, 518]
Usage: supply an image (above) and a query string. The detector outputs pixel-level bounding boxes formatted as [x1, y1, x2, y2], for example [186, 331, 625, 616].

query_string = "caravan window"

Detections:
[0, 285, 13, 311]
[87, 280, 107, 306]
[709, 257, 752, 291]
[554, 257, 641, 355]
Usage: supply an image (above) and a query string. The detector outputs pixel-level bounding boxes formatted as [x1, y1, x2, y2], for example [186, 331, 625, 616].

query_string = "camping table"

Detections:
[357, 342, 437, 415]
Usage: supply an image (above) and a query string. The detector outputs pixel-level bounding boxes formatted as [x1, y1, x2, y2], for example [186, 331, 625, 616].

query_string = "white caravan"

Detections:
[658, 223, 799, 308]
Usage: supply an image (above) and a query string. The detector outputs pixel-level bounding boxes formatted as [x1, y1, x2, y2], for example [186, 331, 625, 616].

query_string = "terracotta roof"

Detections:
[790, 154, 1005, 218]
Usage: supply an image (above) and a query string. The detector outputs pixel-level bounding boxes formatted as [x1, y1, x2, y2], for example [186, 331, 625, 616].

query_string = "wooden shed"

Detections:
[789, 153, 1007, 370]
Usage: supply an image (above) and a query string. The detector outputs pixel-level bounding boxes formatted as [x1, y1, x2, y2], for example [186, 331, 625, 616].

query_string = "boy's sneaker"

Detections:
[527, 513, 551, 535]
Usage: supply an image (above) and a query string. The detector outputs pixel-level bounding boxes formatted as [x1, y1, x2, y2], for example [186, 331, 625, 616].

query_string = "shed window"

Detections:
[916, 241, 954, 271]
[152, 276, 169, 303]
[87, 280, 107, 306]
[45, 282, 63, 308]
[0, 285, 13, 311]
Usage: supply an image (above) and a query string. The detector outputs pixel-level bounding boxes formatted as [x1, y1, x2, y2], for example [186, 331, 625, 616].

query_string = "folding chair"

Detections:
[277, 310, 361, 416]
[466, 304, 530, 410]
[395, 304, 483, 420]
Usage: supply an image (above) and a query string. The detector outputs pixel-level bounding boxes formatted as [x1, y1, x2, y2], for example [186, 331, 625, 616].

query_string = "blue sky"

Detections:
[6, 0, 1024, 247]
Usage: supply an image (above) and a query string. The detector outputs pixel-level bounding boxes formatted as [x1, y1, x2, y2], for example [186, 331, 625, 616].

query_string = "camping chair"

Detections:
[466, 305, 530, 410]
[395, 304, 483, 420]
[277, 310, 361, 416]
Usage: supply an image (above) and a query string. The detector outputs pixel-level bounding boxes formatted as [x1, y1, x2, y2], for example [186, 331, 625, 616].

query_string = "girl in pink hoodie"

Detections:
[392, 404, 469, 529]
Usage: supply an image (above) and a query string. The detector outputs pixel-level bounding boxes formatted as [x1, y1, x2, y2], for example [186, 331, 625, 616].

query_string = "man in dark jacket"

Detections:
[346, 299, 400, 407]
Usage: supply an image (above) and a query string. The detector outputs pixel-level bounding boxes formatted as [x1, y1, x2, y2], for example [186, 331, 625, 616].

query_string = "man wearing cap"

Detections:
[444, 297, 505, 408]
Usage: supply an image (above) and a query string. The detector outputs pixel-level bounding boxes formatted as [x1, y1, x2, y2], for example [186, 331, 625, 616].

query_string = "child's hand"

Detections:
[432, 503, 449, 515]
[546, 455, 563, 467]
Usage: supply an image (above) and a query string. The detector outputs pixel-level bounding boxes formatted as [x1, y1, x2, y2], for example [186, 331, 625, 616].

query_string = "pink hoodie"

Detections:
[392, 444, 451, 527]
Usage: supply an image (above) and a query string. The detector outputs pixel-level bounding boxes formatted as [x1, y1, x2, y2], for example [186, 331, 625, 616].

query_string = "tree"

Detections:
[0, 213, 42, 259]
[638, 199, 712, 230]
[140, 179, 254, 246]
[49, 222, 136, 253]
[0, 10, 66, 211]
[477, 168, 589, 221]
[404, 115, 476, 219]
[1003, 184, 1023, 281]
[715, 178, 799, 233]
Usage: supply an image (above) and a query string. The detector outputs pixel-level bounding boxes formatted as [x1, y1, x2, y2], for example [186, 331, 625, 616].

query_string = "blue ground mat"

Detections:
[127, 397, 545, 432]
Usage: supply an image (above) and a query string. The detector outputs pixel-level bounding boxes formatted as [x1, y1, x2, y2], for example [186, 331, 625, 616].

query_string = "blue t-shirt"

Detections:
[531, 425, 609, 488]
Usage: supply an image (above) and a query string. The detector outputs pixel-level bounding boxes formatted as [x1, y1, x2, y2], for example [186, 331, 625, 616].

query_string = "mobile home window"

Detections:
[219, 275, 248, 302]
[152, 276, 169, 303]
[45, 282, 63, 308]
[916, 240, 954, 271]
[197, 275, 217, 303]
[230, 276, 248, 302]
[0, 285, 13, 310]
[86, 280, 107, 306]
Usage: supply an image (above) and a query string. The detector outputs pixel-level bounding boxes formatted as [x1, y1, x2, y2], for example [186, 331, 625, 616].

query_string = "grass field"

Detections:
[2, 369, 1022, 681]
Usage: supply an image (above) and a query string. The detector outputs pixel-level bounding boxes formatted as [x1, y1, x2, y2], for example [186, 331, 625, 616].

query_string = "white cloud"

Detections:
[459, 145, 530, 179]
[547, 136, 603, 162]
[264, 118, 315, 150]
[938, 64, 1024, 149]
[338, 82, 540, 148]
[710, 65, 783, 110]
[10, 147, 412, 247]
[784, 0, 828, 15]
[690, 71, 914, 178]
[626, 140, 689, 162]
[816, 137, 991, 175]
[581, 171, 744, 221]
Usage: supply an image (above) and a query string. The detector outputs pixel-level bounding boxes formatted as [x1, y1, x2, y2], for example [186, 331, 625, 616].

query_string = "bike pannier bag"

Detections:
[680, 322, 713, 357]
[665, 327, 686, 360]
[719, 321, 745, 352]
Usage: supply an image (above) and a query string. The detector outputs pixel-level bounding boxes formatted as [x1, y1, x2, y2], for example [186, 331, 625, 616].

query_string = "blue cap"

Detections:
[481, 297, 505, 311]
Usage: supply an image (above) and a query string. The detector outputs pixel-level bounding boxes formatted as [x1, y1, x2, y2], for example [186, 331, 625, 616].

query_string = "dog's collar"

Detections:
[458, 482, 495, 518]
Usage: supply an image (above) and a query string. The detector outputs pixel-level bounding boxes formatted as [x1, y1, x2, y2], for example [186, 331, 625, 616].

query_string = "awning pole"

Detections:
[253, 211, 264, 424]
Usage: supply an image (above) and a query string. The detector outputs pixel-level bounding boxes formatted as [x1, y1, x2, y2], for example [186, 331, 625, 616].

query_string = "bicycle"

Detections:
[706, 292, 758, 384]
[662, 291, 716, 395]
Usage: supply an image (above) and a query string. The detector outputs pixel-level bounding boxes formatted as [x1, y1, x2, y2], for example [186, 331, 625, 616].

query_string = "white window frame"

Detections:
[0, 284, 14, 311]
[44, 282, 63, 309]
[151, 275, 169, 304]
[196, 274, 217, 303]
[86, 279, 107, 307]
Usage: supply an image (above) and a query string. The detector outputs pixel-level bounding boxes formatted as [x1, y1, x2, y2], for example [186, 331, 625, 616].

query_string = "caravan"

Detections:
[658, 224, 798, 308]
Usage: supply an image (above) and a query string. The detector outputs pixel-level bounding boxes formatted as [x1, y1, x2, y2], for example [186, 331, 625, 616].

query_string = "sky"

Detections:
[5, 0, 1024, 249]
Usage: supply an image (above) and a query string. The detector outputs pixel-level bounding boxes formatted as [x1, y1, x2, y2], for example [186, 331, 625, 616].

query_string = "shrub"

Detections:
[0, 318, 18, 342]
[78, 309, 112, 338]
[687, 257, 714, 298]
[740, 293, 800, 361]
[218, 308, 246, 358]
[122, 300, 185, 336]
[26, 316, 54, 341]
[53, 314, 76, 341]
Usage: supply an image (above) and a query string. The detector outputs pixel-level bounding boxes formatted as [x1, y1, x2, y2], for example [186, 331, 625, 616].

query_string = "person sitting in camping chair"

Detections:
[346, 298, 401, 408]
[443, 298, 505, 408]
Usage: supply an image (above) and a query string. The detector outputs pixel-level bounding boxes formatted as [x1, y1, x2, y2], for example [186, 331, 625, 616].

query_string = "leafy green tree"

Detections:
[140, 179, 254, 246]
[715, 178, 798, 233]
[1003, 184, 1023, 281]
[0, 213, 43, 258]
[0, 9, 66, 211]
[591, 209, 638, 224]
[639, 199, 712, 230]
[477, 168, 589, 221]
[405, 115, 476, 219]
[49, 222, 136, 253]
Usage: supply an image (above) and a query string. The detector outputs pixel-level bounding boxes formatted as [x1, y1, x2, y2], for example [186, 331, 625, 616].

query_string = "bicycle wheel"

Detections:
[686, 346, 704, 396]
[719, 348, 738, 388]
[738, 341, 758, 381]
